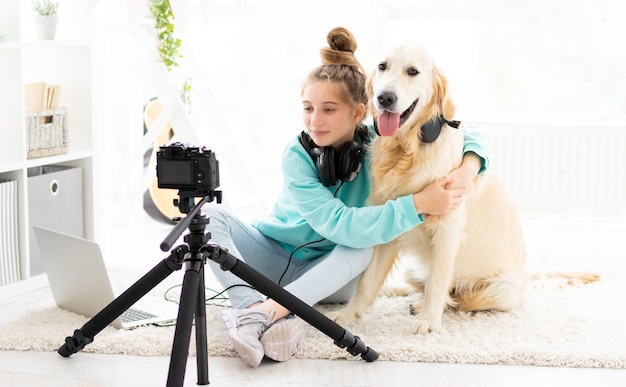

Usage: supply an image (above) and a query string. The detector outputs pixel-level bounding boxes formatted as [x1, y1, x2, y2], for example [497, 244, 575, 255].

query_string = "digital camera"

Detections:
[156, 142, 220, 197]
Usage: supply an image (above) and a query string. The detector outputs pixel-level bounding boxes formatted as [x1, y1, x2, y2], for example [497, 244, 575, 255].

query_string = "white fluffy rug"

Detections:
[1, 276, 624, 368]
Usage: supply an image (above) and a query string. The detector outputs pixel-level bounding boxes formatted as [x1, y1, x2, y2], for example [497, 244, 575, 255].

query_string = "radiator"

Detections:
[475, 122, 626, 222]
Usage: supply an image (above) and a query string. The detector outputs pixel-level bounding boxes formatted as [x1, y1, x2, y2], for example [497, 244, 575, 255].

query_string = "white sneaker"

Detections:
[260, 315, 307, 362]
[220, 308, 274, 368]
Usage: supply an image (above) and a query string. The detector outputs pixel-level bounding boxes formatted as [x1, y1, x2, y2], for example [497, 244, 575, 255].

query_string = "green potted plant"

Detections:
[32, 0, 59, 40]
[149, 0, 193, 110]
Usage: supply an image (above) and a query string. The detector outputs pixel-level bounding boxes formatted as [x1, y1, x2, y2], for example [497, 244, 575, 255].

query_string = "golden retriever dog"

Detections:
[330, 42, 528, 334]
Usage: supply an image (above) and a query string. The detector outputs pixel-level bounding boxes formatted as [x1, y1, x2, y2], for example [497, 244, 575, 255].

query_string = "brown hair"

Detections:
[303, 27, 368, 117]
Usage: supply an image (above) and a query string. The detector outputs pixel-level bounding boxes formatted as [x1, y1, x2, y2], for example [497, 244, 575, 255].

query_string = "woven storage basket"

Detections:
[26, 108, 68, 159]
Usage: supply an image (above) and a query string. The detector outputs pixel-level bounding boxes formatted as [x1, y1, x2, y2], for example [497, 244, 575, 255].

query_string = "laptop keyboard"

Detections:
[120, 307, 158, 323]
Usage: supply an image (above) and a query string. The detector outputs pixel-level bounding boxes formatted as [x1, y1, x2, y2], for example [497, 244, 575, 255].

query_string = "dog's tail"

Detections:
[452, 270, 600, 312]
[528, 270, 601, 286]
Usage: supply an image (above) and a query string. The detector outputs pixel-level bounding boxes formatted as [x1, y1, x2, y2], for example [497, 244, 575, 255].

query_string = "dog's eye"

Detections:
[407, 67, 419, 76]
[378, 62, 387, 71]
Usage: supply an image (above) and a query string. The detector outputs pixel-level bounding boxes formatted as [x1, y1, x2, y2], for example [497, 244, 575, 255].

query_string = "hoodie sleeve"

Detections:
[461, 123, 490, 174]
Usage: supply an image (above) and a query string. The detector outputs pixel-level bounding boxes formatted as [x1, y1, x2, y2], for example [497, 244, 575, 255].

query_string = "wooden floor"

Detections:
[1, 215, 625, 386]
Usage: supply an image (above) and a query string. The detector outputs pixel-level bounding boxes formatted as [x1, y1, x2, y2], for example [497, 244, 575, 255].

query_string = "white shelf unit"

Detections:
[0, 0, 93, 293]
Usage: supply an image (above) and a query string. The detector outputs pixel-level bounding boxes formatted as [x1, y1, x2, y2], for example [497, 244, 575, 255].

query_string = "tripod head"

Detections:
[160, 191, 220, 252]
[174, 188, 222, 215]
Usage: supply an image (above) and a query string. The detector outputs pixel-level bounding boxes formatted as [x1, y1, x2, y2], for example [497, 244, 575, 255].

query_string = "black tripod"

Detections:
[57, 192, 378, 386]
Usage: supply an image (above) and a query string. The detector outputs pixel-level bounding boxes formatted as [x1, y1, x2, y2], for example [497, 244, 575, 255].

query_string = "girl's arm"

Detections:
[445, 124, 490, 190]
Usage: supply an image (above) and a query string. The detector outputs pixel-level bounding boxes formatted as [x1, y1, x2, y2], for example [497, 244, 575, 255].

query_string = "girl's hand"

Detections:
[445, 152, 482, 190]
[412, 177, 466, 216]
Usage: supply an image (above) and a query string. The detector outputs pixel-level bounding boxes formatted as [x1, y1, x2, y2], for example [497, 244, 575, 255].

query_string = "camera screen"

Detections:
[158, 159, 194, 185]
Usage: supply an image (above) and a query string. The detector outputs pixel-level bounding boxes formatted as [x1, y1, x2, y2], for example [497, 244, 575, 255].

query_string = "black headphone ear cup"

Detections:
[337, 141, 363, 182]
[300, 131, 366, 187]
[317, 146, 337, 187]
[300, 131, 314, 154]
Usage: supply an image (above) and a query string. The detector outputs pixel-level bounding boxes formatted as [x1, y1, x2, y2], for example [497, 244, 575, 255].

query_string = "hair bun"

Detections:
[320, 27, 362, 71]
[327, 27, 357, 53]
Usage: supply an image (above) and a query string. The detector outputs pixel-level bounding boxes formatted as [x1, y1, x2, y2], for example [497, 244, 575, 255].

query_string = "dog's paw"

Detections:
[412, 317, 442, 334]
[326, 309, 360, 325]
[409, 303, 423, 315]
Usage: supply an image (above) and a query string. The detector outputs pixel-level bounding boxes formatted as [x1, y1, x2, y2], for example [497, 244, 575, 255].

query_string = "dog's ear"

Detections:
[433, 66, 456, 120]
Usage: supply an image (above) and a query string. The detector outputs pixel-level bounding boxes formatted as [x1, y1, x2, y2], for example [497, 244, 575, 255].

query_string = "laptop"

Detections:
[33, 225, 179, 329]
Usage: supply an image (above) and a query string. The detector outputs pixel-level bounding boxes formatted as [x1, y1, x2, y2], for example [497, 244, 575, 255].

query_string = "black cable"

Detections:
[277, 181, 344, 286]
[163, 283, 255, 306]
[277, 237, 326, 286]
[205, 284, 255, 305]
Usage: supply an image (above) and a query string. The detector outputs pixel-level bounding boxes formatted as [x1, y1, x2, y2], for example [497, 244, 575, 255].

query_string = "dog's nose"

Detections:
[377, 92, 397, 109]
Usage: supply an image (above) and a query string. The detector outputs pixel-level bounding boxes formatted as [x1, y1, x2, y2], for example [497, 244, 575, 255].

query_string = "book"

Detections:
[24, 82, 47, 113]
[24, 82, 62, 112]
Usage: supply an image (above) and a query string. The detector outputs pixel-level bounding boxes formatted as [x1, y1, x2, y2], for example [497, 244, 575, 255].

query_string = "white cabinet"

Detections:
[0, 0, 93, 289]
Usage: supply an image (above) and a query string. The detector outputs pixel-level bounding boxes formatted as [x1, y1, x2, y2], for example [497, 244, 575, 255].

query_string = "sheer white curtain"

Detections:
[92, 0, 626, 228]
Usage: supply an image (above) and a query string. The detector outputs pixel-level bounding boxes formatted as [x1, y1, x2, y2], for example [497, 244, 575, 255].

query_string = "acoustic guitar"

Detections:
[142, 98, 181, 224]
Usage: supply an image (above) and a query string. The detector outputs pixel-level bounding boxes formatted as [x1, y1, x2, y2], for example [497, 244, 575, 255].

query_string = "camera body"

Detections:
[156, 142, 220, 197]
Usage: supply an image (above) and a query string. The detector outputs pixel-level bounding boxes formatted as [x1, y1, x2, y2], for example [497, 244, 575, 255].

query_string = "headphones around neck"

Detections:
[300, 126, 368, 187]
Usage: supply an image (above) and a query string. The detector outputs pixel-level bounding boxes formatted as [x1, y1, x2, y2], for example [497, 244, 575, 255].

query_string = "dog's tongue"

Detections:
[377, 111, 400, 137]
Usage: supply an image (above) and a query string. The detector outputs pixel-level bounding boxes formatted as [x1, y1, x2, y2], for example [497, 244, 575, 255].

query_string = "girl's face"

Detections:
[302, 81, 365, 150]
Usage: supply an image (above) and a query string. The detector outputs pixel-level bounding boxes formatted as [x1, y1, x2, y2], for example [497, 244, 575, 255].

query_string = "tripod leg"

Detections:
[57, 246, 187, 357]
[167, 254, 209, 386]
[195, 263, 209, 384]
[207, 244, 379, 362]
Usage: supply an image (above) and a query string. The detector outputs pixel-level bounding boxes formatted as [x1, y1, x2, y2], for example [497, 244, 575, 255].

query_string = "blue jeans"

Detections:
[202, 204, 373, 309]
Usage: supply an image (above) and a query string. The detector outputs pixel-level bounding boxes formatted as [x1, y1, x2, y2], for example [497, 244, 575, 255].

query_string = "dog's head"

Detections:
[367, 42, 455, 138]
